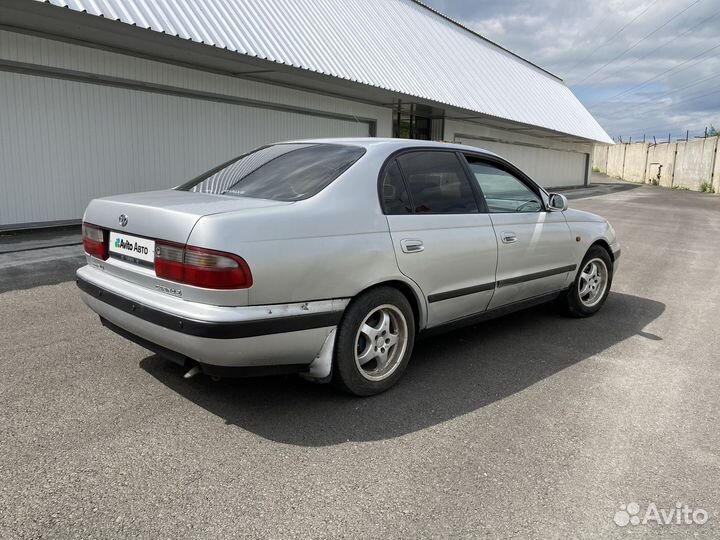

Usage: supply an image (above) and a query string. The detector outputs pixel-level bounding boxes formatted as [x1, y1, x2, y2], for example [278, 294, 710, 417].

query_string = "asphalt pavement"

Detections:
[1, 182, 719, 539]
[0, 226, 83, 293]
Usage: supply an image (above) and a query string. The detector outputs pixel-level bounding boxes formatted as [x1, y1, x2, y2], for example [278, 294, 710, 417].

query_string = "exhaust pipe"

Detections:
[183, 365, 201, 379]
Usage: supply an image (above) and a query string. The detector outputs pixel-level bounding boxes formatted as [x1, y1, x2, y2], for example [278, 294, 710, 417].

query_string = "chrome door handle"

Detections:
[501, 232, 517, 244]
[400, 239, 424, 253]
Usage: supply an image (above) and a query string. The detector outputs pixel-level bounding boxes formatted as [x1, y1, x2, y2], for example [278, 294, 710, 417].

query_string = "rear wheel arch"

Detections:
[350, 280, 425, 334]
[332, 285, 417, 395]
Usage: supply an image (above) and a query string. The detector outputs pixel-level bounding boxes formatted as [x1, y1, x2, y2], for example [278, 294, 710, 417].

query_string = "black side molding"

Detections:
[428, 282, 495, 303]
[421, 289, 565, 337]
[496, 265, 576, 288]
[428, 265, 576, 303]
[77, 276, 342, 339]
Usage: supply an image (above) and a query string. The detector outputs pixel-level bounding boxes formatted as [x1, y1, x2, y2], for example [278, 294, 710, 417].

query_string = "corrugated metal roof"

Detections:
[35, 0, 613, 143]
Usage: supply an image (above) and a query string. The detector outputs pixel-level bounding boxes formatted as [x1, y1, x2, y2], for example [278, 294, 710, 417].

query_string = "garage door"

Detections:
[454, 137, 589, 189]
[0, 71, 370, 228]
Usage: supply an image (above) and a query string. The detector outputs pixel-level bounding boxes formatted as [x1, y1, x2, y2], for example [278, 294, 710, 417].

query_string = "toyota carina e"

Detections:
[76, 138, 620, 396]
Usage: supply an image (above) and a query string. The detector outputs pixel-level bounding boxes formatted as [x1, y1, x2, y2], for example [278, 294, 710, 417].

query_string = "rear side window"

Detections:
[395, 151, 479, 214]
[381, 161, 412, 214]
[177, 143, 365, 201]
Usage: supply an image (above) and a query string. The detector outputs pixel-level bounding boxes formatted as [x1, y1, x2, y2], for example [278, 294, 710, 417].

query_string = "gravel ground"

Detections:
[1, 183, 719, 539]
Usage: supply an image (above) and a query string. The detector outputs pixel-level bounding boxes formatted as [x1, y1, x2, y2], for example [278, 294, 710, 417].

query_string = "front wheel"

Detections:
[561, 246, 613, 317]
[333, 287, 415, 396]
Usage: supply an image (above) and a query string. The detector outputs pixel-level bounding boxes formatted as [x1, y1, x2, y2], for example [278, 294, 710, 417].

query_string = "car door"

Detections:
[463, 155, 575, 309]
[381, 149, 498, 328]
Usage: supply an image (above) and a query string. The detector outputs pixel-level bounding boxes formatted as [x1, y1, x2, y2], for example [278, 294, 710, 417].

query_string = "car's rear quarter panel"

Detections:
[186, 146, 415, 307]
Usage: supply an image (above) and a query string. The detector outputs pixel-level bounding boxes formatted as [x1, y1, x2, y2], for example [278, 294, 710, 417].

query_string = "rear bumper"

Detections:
[99, 318, 310, 377]
[76, 265, 348, 369]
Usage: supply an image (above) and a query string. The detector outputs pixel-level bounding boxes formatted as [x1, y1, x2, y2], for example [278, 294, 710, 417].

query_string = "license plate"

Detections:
[109, 231, 155, 265]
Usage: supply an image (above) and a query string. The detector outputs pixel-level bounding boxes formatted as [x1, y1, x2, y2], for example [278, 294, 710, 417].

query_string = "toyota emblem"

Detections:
[118, 214, 128, 227]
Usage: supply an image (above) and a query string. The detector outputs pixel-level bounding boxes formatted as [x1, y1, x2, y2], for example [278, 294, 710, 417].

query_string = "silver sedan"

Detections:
[77, 138, 620, 395]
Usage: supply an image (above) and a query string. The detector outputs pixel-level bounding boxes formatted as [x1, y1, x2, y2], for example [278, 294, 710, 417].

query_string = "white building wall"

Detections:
[0, 30, 392, 227]
[0, 30, 393, 136]
[445, 119, 593, 188]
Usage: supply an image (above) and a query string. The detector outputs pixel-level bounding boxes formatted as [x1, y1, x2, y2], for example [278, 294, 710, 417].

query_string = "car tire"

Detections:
[561, 245, 613, 318]
[332, 287, 415, 396]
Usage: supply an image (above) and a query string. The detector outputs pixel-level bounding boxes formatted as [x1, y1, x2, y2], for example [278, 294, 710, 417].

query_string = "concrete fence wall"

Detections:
[646, 143, 677, 188]
[593, 137, 720, 193]
[673, 139, 717, 191]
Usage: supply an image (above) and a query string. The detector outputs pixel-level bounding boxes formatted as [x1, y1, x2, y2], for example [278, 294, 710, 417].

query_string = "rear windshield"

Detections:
[177, 143, 365, 201]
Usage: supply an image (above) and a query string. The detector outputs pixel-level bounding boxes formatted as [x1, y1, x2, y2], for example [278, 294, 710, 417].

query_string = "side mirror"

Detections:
[547, 193, 568, 212]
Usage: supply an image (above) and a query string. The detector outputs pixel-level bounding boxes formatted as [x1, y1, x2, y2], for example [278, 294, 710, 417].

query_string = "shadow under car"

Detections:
[139, 291, 665, 446]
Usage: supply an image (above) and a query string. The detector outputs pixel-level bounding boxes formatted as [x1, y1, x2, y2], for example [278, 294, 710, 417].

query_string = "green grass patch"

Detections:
[699, 181, 716, 193]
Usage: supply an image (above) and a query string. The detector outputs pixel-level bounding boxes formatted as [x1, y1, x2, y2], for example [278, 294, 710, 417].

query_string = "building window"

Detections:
[393, 103, 436, 140]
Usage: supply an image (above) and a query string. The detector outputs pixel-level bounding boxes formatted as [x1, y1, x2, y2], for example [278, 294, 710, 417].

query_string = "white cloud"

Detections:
[422, 0, 720, 140]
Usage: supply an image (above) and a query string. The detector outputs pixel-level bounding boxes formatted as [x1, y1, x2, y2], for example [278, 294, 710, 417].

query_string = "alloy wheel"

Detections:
[578, 257, 609, 308]
[354, 304, 409, 382]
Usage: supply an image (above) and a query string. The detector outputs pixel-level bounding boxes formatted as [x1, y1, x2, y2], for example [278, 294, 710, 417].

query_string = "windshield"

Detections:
[177, 143, 365, 201]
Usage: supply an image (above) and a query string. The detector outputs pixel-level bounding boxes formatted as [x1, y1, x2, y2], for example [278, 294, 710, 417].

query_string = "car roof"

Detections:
[280, 137, 502, 158]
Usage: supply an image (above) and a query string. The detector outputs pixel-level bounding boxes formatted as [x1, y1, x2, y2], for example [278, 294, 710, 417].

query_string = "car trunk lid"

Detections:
[82, 190, 291, 306]
[84, 190, 287, 243]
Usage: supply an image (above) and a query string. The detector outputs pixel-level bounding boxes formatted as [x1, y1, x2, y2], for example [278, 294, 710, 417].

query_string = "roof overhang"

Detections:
[0, 0, 612, 145]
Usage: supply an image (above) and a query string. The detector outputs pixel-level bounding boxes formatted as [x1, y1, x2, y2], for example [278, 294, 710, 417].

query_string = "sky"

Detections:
[422, 0, 720, 142]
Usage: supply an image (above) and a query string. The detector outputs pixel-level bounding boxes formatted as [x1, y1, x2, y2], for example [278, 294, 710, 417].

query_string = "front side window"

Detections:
[467, 161, 543, 213]
[177, 143, 365, 202]
[395, 151, 479, 214]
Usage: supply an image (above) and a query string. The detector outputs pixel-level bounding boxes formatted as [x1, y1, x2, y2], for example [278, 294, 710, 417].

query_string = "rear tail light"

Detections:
[82, 222, 108, 260]
[154, 242, 185, 282]
[155, 242, 253, 289]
